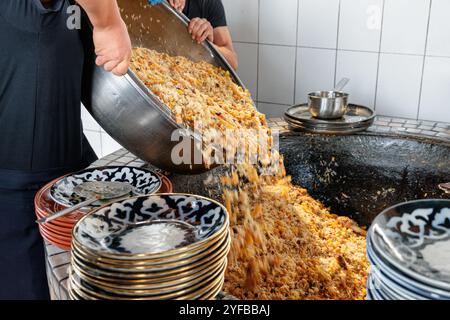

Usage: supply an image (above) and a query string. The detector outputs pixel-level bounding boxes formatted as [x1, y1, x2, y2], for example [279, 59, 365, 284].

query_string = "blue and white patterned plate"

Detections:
[50, 166, 162, 208]
[369, 199, 450, 291]
[73, 194, 229, 257]
[367, 238, 432, 300]
[367, 232, 450, 300]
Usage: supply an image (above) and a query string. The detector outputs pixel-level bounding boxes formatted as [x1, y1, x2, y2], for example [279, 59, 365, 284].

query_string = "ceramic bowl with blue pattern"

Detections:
[367, 199, 450, 300]
[73, 193, 229, 259]
[50, 166, 162, 208]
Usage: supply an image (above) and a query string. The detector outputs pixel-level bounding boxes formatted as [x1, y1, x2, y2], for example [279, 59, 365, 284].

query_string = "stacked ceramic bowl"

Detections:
[284, 103, 375, 134]
[367, 199, 450, 300]
[68, 194, 230, 300]
[35, 166, 171, 250]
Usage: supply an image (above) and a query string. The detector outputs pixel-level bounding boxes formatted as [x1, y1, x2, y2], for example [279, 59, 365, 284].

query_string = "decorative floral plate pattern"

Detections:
[73, 194, 228, 255]
[370, 199, 450, 291]
[50, 166, 162, 208]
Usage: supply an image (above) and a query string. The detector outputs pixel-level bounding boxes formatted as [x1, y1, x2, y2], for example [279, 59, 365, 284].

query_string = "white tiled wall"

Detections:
[234, 43, 258, 99]
[338, 0, 383, 52]
[298, 0, 339, 49]
[258, 45, 297, 105]
[222, 0, 450, 121]
[295, 48, 336, 103]
[419, 57, 450, 123]
[259, 0, 298, 46]
[336, 50, 379, 107]
[82, 105, 122, 158]
[380, 0, 430, 55]
[376, 53, 424, 119]
[426, 0, 450, 57]
[223, 0, 259, 43]
[83, 0, 450, 156]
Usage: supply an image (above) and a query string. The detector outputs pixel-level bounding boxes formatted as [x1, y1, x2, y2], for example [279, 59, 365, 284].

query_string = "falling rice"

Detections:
[130, 48, 369, 300]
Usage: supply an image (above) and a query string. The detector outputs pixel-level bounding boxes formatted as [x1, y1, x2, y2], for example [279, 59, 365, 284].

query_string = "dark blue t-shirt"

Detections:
[0, 0, 88, 172]
[183, 0, 227, 28]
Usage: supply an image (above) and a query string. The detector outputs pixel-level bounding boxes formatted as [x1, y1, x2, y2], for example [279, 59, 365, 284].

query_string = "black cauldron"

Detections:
[162, 132, 450, 227]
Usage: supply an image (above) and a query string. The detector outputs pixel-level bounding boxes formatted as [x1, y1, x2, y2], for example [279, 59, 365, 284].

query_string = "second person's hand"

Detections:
[167, 0, 185, 12]
[188, 18, 214, 44]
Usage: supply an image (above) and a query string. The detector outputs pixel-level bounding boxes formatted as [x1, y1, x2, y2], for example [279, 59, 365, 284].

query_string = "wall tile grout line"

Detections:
[373, 0, 386, 111]
[417, 0, 434, 120]
[293, 0, 300, 105]
[375, 51, 444, 58]
[333, 0, 342, 87]
[256, 100, 292, 107]
[300, 45, 337, 51]
[81, 122, 102, 134]
[233, 40, 259, 45]
[81, 127, 101, 134]
[255, 42, 298, 49]
[425, 53, 450, 59]
[232, 42, 450, 59]
[256, 0, 261, 106]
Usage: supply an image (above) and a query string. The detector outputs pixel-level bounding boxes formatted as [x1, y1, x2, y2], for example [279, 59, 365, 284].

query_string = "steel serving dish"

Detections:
[80, 1, 248, 174]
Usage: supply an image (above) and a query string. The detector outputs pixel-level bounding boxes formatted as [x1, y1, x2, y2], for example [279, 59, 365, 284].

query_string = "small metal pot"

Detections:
[308, 91, 349, 119]
[308, 78, 350, 119]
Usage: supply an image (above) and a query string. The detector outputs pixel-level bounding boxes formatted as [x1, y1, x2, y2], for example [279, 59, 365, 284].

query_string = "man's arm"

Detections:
[188, 18, 238, 70]
[212, 26, 238, 70]
[77, 0, 132, 76]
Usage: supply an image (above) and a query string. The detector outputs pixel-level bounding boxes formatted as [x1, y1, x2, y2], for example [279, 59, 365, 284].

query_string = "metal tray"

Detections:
[285, 103, 375, 125]
[284, 103, 375, 134]
[80, 1, 247, 174]
[285, 121, 374, 135]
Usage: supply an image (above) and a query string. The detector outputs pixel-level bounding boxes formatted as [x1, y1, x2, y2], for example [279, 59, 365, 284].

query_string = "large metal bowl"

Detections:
[80, 1, 247, 174]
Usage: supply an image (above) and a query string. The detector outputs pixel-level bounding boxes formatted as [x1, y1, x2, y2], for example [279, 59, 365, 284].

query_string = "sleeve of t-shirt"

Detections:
[206, 0, 227, 28]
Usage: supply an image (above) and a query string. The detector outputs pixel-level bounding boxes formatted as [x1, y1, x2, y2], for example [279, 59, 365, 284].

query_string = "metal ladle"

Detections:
[36, 181, 133, 224]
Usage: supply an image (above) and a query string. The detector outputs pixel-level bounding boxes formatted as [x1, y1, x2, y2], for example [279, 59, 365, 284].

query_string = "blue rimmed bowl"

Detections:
[50, 166, 162, 209]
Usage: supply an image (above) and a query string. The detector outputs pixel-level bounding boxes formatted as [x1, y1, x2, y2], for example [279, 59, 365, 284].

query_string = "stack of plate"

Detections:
[367, 199, 450, 300]
[284, 103, 375, 134]
[69, 194, 230, 300]
[35, 166, 172, 250]
[35, 178, 82, 250]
